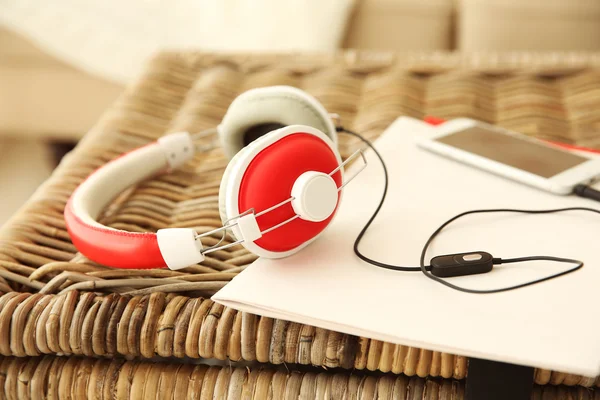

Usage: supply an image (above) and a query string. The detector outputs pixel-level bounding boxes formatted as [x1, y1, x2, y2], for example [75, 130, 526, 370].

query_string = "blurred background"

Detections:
[1, 0, 599, 225]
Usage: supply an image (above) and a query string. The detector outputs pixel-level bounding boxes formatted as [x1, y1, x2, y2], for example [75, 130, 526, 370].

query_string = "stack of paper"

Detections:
[213, 117, 600, 376]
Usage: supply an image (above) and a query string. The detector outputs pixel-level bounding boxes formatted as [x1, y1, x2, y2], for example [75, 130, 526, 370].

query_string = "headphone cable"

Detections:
[337, 126, 590, 294]
[336, 127, 426, 272]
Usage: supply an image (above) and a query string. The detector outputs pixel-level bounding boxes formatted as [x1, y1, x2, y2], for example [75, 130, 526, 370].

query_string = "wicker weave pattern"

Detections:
[0, 290, 597, 388]
[1, 355, 599, 400]
[1, 52, 600, 389]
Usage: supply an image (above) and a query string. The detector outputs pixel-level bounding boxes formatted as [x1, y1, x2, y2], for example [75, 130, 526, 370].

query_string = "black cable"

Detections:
[337, 126, 591, 294]
[417, 207, 590, 294]
[574, 184, 600, 203]
[336, 127, 426, 272]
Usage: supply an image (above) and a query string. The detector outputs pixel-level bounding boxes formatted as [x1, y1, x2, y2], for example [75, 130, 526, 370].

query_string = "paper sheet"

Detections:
[213, 117, 600, 376]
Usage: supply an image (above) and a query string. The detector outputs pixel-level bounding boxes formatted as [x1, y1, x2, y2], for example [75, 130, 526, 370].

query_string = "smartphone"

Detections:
[416, 118, 600, 195]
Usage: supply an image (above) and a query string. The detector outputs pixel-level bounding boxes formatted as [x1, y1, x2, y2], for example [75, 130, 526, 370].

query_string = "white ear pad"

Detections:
[218, 86, 337, 160]
[218, 143, 252, 237]
[218, 128, 279, 234]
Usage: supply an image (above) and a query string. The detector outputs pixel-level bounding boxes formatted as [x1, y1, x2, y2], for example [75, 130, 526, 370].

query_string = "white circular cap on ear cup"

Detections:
[291, 171, 338, 222]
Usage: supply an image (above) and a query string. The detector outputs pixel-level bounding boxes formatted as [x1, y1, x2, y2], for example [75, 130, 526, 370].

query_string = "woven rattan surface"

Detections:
[1, 355, 599, 400]
[2, 52, 600, 394]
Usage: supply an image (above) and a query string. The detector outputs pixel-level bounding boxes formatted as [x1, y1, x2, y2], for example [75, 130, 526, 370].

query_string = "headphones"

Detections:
[65, 86, 365, 270]
[65, 85, 593, 293]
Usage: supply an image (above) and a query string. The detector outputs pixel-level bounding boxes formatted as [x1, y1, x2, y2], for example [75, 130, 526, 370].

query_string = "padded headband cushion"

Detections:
[65, 133, 200, 269]
[218, 86, 337, 160]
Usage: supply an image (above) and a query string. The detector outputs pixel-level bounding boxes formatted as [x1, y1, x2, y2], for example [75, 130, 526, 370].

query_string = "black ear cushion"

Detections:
[242, 123, 286, 147]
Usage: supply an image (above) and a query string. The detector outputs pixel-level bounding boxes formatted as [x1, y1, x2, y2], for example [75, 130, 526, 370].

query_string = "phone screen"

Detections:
[435, 125, 588, 178]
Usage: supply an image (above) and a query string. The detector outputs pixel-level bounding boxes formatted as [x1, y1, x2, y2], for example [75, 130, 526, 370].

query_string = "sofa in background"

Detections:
[2, 0, 600, 140]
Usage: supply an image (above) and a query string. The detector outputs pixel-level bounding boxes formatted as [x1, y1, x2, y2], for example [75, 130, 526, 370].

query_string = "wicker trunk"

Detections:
[1, 52, 600, 399]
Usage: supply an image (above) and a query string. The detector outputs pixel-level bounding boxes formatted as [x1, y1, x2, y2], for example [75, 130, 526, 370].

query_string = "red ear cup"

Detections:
[221, 125, 343, 258]
[239, 132, 342, 252]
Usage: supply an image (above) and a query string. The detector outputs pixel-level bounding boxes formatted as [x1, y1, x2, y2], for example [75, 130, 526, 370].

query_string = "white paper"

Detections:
[213, 117, 600, 377]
